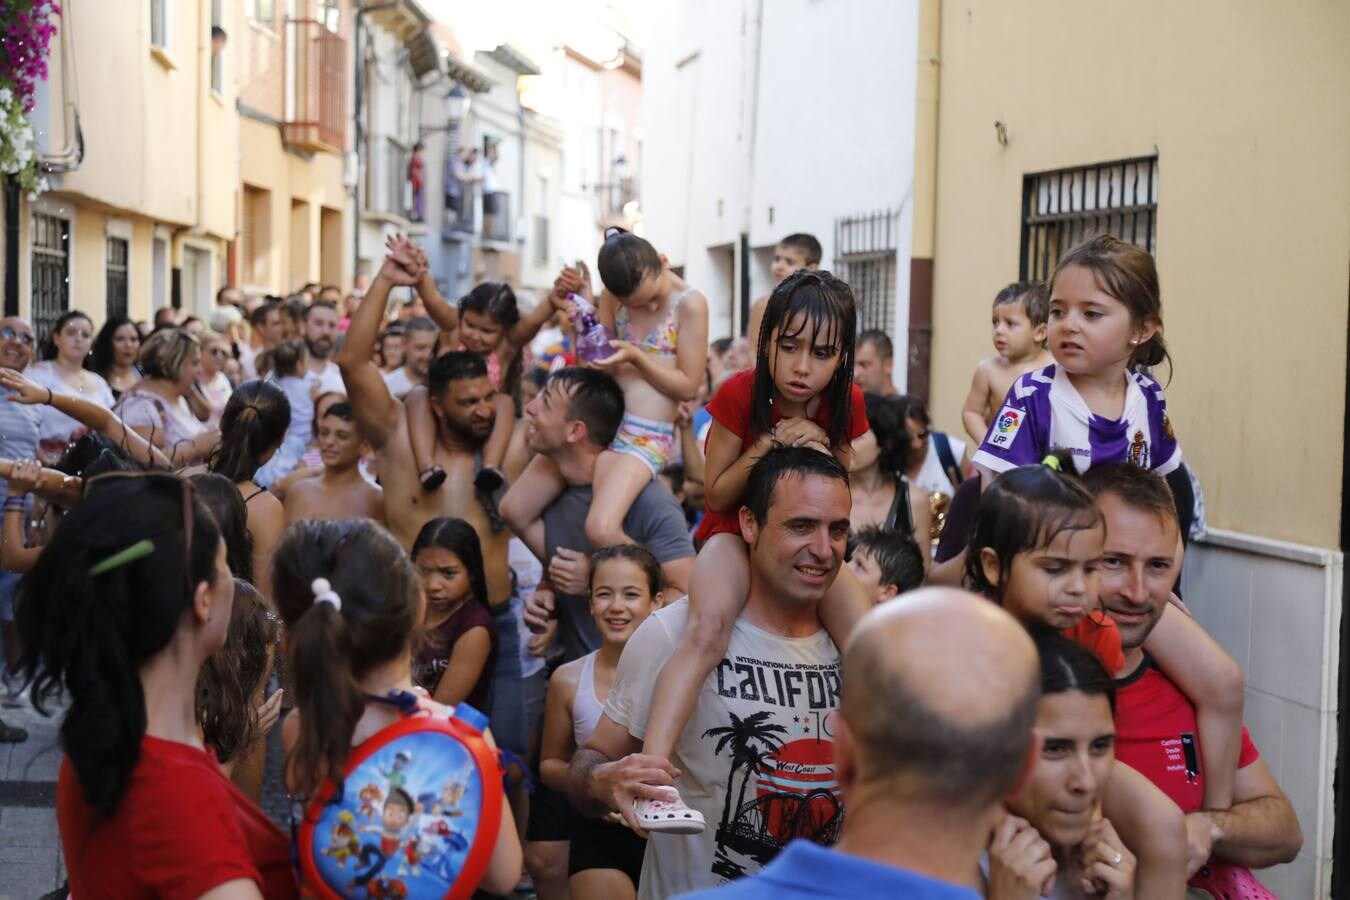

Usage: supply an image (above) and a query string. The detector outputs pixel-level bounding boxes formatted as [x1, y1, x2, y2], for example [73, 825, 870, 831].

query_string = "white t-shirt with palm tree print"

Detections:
[604, 598, 842, 900]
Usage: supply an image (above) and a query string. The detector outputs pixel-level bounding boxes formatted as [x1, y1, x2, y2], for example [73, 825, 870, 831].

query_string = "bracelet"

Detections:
[44, 387, 53, 405]
[2, 507, 23, 515]
[3, 495, 26, 508]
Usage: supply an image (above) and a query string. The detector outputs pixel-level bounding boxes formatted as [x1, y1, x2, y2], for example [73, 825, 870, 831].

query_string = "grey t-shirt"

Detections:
[542, 481, 695, 661]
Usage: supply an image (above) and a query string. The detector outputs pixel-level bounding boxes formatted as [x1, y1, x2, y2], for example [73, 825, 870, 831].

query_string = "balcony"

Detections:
[482, 191, 511, 243]
[594, 177, 637, 224]
[282, 18, 347, 153]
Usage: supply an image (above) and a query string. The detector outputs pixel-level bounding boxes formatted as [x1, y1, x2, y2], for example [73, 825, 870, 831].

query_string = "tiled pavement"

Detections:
[0, 698, 66, 900]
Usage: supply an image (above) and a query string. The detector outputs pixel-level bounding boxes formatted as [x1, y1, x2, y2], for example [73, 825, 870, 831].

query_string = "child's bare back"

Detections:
[962, 350, 1053, 446]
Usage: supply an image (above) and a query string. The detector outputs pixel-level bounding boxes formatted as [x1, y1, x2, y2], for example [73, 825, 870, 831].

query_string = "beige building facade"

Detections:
[924, 2, 1350, 896]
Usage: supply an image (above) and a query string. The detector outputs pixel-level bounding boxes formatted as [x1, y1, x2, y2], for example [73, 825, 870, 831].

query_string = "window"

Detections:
[150, 0, 168, 49]
[210, 0, 224, 93]
[152, 236, 169, 310]
[1020, 155, 1159, 282]
[833, 209, 899, 334]
[106, 237, 129, 320]
[30, 212, 70, 341]
[248, 0, 275, 27]
[533, 216, 549, 265]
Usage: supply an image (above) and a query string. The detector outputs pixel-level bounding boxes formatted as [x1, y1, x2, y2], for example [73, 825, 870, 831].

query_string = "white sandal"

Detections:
[633, 792, 706, 834]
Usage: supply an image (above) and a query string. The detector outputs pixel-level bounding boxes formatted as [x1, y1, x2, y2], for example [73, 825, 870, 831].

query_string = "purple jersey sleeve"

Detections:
[971, 370, 1052, 473]
[1141, 374, 1182, 475]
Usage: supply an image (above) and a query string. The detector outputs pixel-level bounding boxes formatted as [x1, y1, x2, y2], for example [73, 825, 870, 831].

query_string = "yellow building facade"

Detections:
[18, 0, 237, 334]
[924, 3, 1349, 896]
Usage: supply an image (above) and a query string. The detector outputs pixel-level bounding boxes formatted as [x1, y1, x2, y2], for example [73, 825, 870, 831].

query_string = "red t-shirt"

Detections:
[57, 736, 297, 899]
[1063, 611, 1126, 675]
[1113, 655, 1260, 814]
[695, 369, 869, 540]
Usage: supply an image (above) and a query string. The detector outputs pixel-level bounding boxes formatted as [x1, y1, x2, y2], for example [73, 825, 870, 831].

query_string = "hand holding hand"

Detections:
[1078, 819, 1135, 900]
[1182, 812, 1219, 878]
[773, 417, 829, 448]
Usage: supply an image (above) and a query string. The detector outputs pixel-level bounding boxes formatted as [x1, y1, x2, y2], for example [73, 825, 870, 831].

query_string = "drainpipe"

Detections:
[40, 6, 83, 174]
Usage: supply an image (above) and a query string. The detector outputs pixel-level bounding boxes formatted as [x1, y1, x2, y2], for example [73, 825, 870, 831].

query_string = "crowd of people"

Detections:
[0, 225, 1304, 899]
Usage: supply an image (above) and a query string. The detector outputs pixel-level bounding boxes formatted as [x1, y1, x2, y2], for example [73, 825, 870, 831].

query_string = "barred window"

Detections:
[31, 212, 70, 341]
[1020, 155, 1158, 282]
[833, 209, 899, 334]
[106, 237, 129, 320]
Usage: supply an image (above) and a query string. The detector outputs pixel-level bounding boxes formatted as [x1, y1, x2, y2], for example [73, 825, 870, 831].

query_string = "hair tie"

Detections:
[312, 577, 342, 611]
[90, 538, 155, 576]
[1041, 454, 1062, 471]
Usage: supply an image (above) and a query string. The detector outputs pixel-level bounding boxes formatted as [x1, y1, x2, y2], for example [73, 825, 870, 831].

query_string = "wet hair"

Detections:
[1081, 463, 1179, 529]
[753, 270, 858, 446]
[546, 367, 625, 448]
[40, 310, 94, 361]
[190, 472, 254, 581]
[993, 281, 1049, 328]
[862, 392, 916, 474]
[858, 329, 893, 362]
[16, 473, 222, 819]
[411, 517, 488, 612]
[963, 455, 1103, 601]
[249, 300, 281, 329]
[1030, 628, 1116, 713]
[303, 300, 338, 321]
[590, 544, 664, 597]
[458, 283, 521, 330]
[524, 367, 549, 392]
[269, 339, 306, 378]
[854, 527, 926, 595]
[195, 579, 277, 764]
[55, 433, 141, 481]
[778, 233, 823, 267]
[597, 226, 662, 298]
[427, 350, 488, 399]
[209, 379, 292, 483]
[87, 316, 140, 378]
[402, 315, 439, 337]
[318, 400, 355, 424]
[138, 328, 200, 382]
[271, 518, 421, 798]
[1052, 235, 1169, 375]
[743, 446, 850, 525]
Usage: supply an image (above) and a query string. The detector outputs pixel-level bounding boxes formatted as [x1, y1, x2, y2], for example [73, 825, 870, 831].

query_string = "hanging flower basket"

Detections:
[0, 1, 61, 197]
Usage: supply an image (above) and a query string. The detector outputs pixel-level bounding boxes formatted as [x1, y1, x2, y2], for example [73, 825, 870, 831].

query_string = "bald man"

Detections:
[0, 315, 39, 739]
[683, 588, 1041, 899]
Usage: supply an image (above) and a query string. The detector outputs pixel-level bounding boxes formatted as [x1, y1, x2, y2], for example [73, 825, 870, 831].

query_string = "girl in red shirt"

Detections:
[15, 472, 296, 900]
[635, 270, 874, 830]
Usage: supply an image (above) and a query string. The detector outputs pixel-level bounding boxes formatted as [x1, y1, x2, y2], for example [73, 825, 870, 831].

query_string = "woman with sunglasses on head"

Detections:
[14, 473, 297, 899]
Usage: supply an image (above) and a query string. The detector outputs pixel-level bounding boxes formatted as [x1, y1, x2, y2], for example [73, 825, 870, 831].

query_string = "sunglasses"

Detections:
[1, 327, 34, 346]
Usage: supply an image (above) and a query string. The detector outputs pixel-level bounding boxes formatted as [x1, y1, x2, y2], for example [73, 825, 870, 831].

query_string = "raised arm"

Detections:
[507, 291, 566, 351]
[0, 369, 173, 469]
[338, 250, 423, 450]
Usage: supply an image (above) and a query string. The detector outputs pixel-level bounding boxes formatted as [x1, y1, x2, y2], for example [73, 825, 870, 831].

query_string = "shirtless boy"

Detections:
[960, 281, 1053, 446]
[745, 233, 821, 345]
[283, 401, 385, 525]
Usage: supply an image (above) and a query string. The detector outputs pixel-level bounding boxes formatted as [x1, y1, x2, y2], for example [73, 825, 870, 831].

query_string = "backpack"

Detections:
[933, 431, 964, 488]
[296, 695, 504, 900]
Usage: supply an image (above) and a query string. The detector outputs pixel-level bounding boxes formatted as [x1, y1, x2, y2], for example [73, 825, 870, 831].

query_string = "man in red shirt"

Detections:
[1084, 464, 1303, 881]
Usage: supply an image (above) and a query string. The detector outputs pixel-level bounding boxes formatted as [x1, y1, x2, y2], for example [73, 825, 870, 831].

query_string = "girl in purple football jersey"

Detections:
[970, 235, 1244, 816]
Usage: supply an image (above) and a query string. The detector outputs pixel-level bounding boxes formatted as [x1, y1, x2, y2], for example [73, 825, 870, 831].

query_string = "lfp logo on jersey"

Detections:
[987, 405, 1024, 448]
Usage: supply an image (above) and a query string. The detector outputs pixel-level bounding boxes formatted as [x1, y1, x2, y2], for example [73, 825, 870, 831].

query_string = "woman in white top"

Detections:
[198, 331, 235, 428]
[28, 311, 115, 463]
[539, 546, 665, 900]
[252, 340, 315, 488]
[984, 631, 1137, 900]
[116, 328, 219, 467]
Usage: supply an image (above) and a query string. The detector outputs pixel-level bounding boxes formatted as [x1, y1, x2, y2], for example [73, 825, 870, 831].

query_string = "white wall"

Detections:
[1181, 534, 1342, 899]
[641, 0, 920, 353]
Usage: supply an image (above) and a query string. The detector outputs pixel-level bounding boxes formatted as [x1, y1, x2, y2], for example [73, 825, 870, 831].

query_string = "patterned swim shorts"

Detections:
[609, 412, 676, 478]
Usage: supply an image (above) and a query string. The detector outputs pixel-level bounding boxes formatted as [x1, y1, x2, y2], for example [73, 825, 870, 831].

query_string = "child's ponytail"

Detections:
[270, 519, 422, 799]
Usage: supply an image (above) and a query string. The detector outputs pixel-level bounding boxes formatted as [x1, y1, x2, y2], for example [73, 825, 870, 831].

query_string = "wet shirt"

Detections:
[412, 602, 499, 712]
[606, 599, 842, 899]
[972, 364, 1180, 476]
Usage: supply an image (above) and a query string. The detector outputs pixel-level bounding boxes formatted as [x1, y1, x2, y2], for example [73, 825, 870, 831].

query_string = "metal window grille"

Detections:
[31, 212, 70, 340]
[106, 237, 129, 320]
[1020, 155, 1158, 282]
[833, 209, 899, 334]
